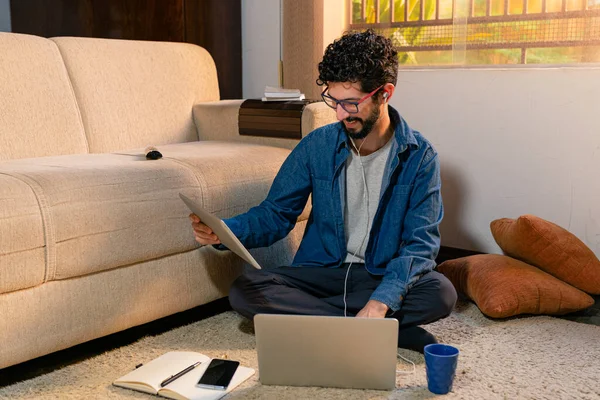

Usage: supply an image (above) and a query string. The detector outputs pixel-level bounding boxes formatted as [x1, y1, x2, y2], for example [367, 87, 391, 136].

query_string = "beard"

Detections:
[342, 104, 381, 140]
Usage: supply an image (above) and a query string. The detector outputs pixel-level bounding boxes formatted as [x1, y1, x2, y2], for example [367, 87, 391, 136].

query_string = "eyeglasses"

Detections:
[321, 85, 384, 114]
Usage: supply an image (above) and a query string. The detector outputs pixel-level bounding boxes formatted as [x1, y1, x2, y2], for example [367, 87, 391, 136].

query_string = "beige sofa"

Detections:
[0, 32, 335, 369]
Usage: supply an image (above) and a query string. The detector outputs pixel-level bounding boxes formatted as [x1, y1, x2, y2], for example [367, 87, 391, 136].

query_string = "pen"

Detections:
[160, 361, 202, 387]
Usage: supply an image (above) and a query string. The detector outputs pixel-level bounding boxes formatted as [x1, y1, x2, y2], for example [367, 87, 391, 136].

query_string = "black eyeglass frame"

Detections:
[320, 84, 384, 114]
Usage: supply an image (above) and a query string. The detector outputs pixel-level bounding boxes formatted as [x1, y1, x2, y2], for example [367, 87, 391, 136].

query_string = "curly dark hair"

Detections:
[317, 29, 398, 96]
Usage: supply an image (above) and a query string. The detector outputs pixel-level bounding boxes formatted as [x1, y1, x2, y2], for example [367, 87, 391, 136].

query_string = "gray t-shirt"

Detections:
[344, 137, 393, 263]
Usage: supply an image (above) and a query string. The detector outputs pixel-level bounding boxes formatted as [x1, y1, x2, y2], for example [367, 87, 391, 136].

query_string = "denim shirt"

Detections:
[223, 106, 443, 312]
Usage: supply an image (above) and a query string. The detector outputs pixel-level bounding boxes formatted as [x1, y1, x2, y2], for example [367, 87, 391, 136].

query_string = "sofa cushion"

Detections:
[52, 37, 220, 154]
[138, 141, 292, 218]
[0, 174, 46, 294]
[438, 254, 595, 318]
[0, 141, 290, 281]
[491, 215, 600, 295]
[0, 33, 88, 161]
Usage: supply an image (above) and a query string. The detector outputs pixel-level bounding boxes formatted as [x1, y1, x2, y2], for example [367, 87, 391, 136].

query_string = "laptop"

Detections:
[254, 314, 398, 390]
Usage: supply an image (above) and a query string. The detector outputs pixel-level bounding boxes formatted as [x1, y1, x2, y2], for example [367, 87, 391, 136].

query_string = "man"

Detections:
[190, 30, 457, 352]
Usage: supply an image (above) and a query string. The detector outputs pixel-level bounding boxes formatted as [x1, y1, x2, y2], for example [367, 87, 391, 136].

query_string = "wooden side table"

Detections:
[238, 99, 320, 140]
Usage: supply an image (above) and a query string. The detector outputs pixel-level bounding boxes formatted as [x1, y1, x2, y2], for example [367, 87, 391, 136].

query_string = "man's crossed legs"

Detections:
[229, 265, 457, 353]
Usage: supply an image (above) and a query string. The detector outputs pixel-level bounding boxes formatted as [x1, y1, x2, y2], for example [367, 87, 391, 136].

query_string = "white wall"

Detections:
[392, 67, 600, 256]
[242, 2, 600, 257]
[0, 0, 10, 32]
[242, 0, 281, 99]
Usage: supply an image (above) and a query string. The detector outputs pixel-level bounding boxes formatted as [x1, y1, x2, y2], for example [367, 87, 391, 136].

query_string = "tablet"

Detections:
[180, 193, 262, 270]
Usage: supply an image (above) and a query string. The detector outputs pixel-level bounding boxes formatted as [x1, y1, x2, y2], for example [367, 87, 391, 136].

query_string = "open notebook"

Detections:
[113, 351, 255, 400]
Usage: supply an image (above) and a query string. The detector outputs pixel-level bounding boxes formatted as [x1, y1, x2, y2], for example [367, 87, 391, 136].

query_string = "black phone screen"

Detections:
[197, 359, 240, 389]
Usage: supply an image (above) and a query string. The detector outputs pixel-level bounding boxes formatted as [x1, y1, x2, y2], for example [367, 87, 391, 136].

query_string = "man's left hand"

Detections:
[356, 300, 389, 318]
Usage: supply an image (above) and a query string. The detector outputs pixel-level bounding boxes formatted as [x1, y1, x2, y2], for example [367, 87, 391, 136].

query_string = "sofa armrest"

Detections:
[192, 100, 336, 149]
[300, 102, 338, 137]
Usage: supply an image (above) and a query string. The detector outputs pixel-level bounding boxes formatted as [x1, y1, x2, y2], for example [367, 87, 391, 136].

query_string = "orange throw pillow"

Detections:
[437, 254, 594, 318]
[491, 215, 600, 295]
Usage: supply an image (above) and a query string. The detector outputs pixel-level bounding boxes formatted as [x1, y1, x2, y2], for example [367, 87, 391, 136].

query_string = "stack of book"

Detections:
[262, 86, 305, 102]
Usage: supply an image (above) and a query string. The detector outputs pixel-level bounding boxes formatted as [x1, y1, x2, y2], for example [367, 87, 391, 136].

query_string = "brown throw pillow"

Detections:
[437, 254, 594, 318]
[490, 215, 600, 295]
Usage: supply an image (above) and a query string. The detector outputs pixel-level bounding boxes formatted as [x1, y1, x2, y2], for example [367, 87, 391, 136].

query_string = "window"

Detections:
[350, 0, 600, 65]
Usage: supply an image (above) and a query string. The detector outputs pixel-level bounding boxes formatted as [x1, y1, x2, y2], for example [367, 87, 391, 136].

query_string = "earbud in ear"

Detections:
[382, 92, 389, 101]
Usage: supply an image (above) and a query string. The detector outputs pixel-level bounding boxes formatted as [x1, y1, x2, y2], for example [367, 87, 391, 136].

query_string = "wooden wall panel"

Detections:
[184, 0, 242, 100]
[10, 0, 185, 41]
[9, 0, 241, 99]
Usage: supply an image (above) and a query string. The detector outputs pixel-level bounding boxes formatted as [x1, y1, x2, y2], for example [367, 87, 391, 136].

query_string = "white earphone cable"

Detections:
[396, 351, 416, 375]
[343, 137, 370, 317]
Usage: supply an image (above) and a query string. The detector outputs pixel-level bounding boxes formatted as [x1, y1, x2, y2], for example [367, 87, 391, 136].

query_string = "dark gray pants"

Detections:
[229, 265, 457, 352]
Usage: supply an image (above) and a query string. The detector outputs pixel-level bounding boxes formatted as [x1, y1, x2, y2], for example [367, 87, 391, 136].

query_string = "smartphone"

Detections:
[196, 359, 240, 390]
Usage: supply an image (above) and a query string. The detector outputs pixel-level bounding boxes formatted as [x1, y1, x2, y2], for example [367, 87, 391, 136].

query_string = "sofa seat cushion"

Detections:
[125, 141, 292, 218]
[0, 174, 46, 293]
[0, 141, 290, 281]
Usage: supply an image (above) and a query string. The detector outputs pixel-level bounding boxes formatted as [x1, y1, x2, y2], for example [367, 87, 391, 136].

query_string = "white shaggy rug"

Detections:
[1, 301, 599, 400]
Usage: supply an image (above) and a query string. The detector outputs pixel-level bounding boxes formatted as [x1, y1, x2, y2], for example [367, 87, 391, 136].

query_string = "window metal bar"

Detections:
[486, 0, 492, 16]
[352, 0, 600, 24]
[390, 0, 395, 22]
[361, 0, 366, 21]
[376, 0, 381, 22]
[349, 8, 600, 28]
[420, 0, 425, 20]
[436, 0, 440, 19]
[392, 39, 600, 52]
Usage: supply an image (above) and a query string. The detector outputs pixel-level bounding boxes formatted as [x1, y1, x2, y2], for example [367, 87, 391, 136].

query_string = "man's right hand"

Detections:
[189, 213, 221, 245]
